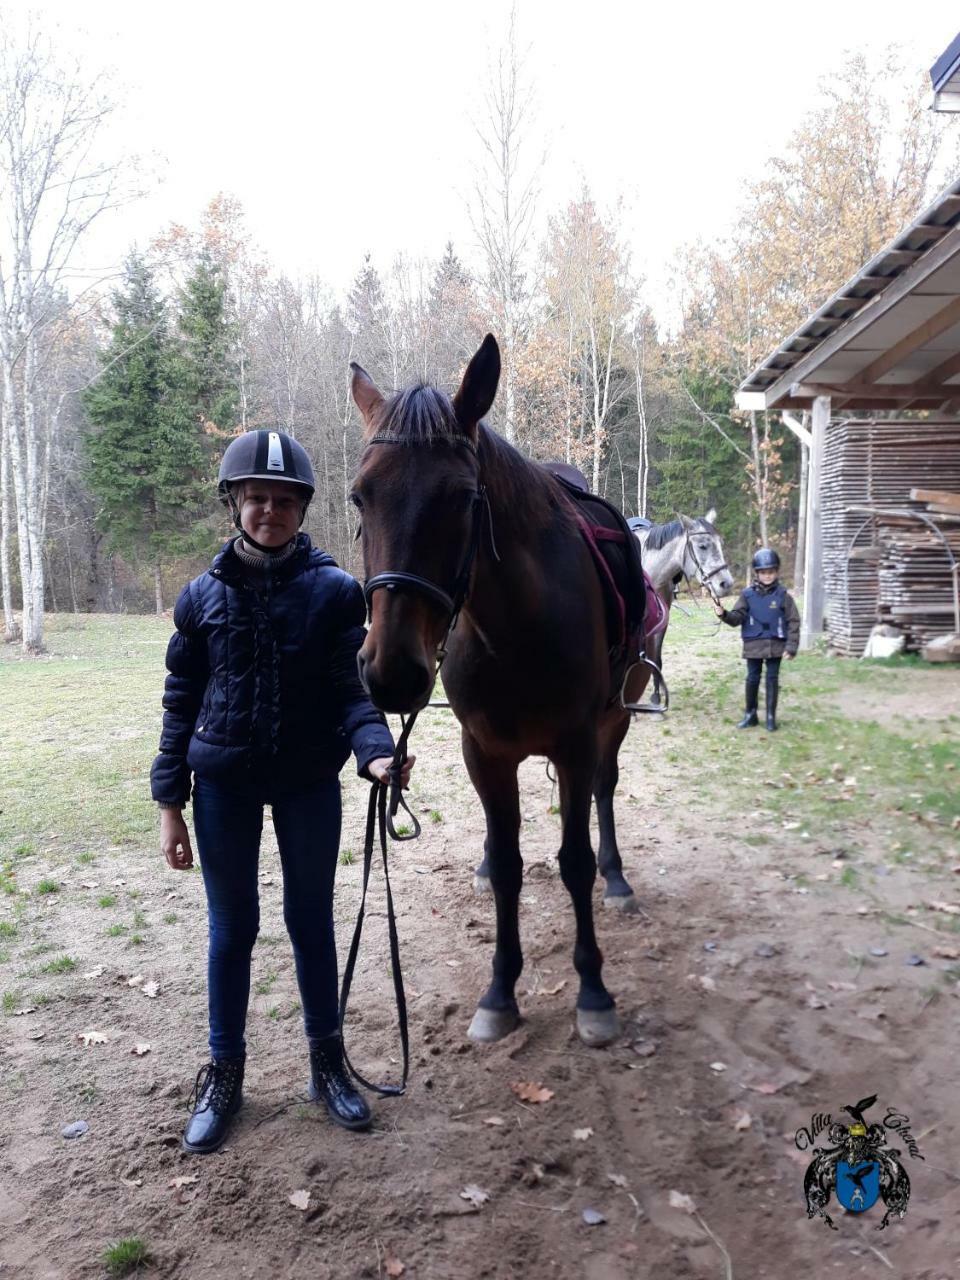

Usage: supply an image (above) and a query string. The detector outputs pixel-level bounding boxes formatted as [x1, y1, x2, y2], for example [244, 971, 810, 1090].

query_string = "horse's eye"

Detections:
[349, 492, 363, 511]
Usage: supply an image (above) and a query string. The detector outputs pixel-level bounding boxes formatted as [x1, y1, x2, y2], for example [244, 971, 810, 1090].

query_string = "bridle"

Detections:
[358, 432, 496, 666]
[682, 526, 730, 603]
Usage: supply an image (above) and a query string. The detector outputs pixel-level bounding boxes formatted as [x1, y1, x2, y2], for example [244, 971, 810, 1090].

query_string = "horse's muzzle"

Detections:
[357, 647, 433, 714]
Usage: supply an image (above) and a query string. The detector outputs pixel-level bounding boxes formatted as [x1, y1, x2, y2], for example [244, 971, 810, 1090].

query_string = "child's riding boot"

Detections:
[182, 1055, 245, 1154]
[309, 1034, 372, 1131]
[737, 678, 759, 729]
[765, 671, 779, 732]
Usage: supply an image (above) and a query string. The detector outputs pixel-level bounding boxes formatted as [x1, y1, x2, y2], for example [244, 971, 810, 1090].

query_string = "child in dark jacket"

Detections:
[713, 547, 800, 731]
[151, 429, 413, 1154]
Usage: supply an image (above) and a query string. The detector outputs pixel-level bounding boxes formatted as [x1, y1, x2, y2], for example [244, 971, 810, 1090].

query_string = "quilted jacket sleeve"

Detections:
[150, 584, 209, 806]
[328, 575, 395, 776]
[784, 591, 801, 656]
[721, 590, 749, 627]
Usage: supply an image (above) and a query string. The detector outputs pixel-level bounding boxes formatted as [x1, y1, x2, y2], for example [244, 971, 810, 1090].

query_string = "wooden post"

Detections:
[800, 395, 829, 649]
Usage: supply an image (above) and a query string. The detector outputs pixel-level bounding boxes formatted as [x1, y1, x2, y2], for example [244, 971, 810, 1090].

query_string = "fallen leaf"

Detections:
[806, 993, 829, 1009]
[126, 975, 144, 987]
[13, 1006, 36, 1016]
[483, 1116, 505, 1127]
[927, 901, 960, 916]
[112, 879, 126, 887]
[459, 1184, 490, 1208]
[131, 1043, 152, 1056]
[828, 980, 858, 992]
[121, 1177, 143, 1188]
[80, 881, 98, 889]
[669, 1190, 697, 1214]
[511, 1081, 555, 1104]
[82, 965, 105, 980]
[709, 1061, 727, 1073]
[573, 1127, 594, 1141]
[698, 975, 717, 993]
[607, 1173, 628, 1188]
[61, 1120, 89, 1139]
[26, 1030, 45, 1040]
[745, 1081, 783, 1095]
[537, 980, 567, 996]
[289, 1189, 310, 1211]
[856, 1004, 886, 1021]
[169, 1175, 198, 1189]
[384, 1259, 405, 1278]
[141, 980, 160, 999]
[582, 1207, 606, 1226]
[734, 1112, 752, 1131]
[78, 1030, 108, 1046]
[933, 946, 960, 960]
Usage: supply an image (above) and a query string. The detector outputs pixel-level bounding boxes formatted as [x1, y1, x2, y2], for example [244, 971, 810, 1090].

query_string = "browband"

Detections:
[365, 433, 478, 455]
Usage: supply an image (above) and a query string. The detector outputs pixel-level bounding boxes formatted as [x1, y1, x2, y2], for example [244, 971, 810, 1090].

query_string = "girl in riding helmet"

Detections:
[151, 429, 414, 1154]
[713, 547, 800, 731]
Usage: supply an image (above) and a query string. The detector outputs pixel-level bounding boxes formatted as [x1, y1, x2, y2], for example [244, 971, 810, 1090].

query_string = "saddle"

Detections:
[544, 464, 650, 663]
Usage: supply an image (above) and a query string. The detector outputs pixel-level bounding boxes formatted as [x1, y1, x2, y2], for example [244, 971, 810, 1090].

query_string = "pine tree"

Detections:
[83, 255, 205, 612]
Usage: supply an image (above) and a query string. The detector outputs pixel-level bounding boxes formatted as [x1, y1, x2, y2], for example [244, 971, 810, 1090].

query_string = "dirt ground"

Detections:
[1, 624, 959, 1280]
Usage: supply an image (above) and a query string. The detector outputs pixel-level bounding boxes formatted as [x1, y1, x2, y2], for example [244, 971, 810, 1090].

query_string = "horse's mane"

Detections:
[644, 515, 718, 550]
[372, 383, 561, 528]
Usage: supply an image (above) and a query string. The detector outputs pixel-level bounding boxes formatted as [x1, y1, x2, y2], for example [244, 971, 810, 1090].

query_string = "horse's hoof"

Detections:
[576, 1007, 620, 1047]
[473, 873, 492, 895]
[467, 1006, 520, 1043]
[603, 892, 638, 913]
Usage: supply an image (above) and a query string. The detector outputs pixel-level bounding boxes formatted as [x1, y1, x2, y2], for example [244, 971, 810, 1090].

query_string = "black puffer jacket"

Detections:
[150, 535, 394, 806]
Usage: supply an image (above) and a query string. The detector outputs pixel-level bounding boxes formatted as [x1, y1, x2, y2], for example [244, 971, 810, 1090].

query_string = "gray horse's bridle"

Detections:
[682, 528, 729, 601]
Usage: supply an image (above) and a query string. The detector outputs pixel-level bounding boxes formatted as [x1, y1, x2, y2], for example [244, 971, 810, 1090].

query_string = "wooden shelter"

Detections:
[736, 177, 960, 653]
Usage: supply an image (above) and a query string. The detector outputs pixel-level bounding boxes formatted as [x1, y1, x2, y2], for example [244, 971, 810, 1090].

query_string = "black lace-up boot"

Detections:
[737, 678, 759, 729]
[182, 1056, 245, 1154]
[308, 1034, 372, 1131]
[765, 670, 780, 732]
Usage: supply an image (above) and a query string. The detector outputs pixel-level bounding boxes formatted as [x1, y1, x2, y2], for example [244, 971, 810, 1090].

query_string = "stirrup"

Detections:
[621, 656, 669, 715]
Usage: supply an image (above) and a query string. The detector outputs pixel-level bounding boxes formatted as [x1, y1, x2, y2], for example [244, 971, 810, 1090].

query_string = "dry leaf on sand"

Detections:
[78, 1030, 108, 1046]
[573, 1127, 594, 1141]
[384, 1258, 405, 1277]
[511, 1081, 554, 1104]
[169, 1175, 198, 1189]
[459, 1184, 490, 1208]
[82, 965, 105, 980]
[141, 980, 160, 999]
[669, 1190, 697, 1214]
[131, 1043, 152, 1056]
[289, 1189, 310, 1211]
[483, 1116, 505, 1127]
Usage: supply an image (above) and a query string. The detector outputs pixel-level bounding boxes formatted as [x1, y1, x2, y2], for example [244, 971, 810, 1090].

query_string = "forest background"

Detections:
[2, 11, 960, 652]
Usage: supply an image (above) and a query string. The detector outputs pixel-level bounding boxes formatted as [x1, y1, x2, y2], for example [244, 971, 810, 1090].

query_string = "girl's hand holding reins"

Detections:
[160, 808, 194, 870]
[367, 755, 416, 788]
[712, 600, 726, 618]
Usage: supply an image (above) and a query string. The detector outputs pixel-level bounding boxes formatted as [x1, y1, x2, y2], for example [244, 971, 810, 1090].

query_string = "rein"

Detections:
[338, 713, 420, 1097]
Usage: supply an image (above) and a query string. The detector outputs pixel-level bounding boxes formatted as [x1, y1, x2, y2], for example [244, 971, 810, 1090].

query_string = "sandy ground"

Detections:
[1, 642, 959, 1279]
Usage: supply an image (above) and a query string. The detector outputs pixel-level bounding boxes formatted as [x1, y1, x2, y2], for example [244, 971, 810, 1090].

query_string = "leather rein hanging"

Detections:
[339, 431, 492, 1098]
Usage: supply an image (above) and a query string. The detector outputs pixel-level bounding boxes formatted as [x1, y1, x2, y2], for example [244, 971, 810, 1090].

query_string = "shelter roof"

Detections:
[931, 32, 960, 111]
[736, 176, 960, 413]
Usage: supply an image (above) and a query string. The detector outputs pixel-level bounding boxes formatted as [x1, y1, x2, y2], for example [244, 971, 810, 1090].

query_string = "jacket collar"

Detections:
[210, 531, 316, 585]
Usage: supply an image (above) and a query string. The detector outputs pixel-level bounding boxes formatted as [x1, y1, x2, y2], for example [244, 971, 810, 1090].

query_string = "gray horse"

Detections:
[630, 510, 734, 695]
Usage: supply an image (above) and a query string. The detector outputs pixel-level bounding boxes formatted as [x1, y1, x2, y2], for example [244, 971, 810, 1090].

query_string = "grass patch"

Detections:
[162, 913, 177, 925]
[35, 879, 60, 896]
[839, 866, 859, 889]
[98, 894, 117, 908]
[106, 923, 127, 937]
[254, 972, 278, 996]
[103, 1237, 150, 1276]
[76, 851, 96, 865]
[338, 849, 355, 867]
[2, 990, 24, 1014]
[429, 809, 443, 825]
[0, 921, 17, 939]
[41, 955, 77, 975]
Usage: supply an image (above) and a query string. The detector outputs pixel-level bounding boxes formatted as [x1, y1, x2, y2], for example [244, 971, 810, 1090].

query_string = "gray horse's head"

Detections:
[678, 510, 735, 595]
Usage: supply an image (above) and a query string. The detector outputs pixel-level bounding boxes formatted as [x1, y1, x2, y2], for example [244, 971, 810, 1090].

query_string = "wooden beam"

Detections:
[781, 411, 812, 448]
[790, 380, 960, 403]
[857, 293, 960, 385]
[755, 227, 960, 408]
[800, 395, 829, 651]
[915, 347, 960, 390]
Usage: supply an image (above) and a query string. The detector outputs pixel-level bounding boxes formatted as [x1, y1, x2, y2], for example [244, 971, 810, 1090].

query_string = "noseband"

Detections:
[684, 529, 729, 601]
[360, 433, 492, 661]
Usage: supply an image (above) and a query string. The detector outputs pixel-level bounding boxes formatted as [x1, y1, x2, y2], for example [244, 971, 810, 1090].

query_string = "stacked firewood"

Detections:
[873, 490, 960, 658]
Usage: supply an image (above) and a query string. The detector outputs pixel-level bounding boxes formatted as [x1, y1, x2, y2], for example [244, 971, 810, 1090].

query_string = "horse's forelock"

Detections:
[377, 384, 459, 443]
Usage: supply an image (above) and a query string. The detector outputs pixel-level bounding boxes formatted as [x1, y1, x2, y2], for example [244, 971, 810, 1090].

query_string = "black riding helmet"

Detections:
[751, 547, 780, 571]
[218, 430, 315, 550]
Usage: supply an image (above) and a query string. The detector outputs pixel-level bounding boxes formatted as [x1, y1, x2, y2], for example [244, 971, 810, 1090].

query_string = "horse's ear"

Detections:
[453, 334, 501, 434]
[350, 362, 385, 437]
[676, 512, 695, 531]
[704, 507, 717, 525]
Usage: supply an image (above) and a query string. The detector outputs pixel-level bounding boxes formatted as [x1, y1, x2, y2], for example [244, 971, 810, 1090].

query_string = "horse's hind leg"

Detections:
[557, 744, 619, 1047]
[595, 713, 637, 911]
[474, 837, 491, 894]
[461, 732, 524, 1043]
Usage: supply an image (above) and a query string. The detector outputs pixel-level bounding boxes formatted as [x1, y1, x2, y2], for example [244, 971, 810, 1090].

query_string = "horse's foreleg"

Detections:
[557, 746, 619, 1047]
[461, 732, 523, 1043]
[474, 836, 491, 893]
[595, 714, 637, 910]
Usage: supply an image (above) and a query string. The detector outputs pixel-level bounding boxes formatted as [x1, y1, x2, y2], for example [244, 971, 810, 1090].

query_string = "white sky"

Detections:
[12, 0, 960, 320]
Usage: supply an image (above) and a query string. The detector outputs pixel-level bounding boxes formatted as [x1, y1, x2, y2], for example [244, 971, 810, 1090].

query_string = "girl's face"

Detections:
[756, 568, 778, 585]
[238, 480, 303, 548]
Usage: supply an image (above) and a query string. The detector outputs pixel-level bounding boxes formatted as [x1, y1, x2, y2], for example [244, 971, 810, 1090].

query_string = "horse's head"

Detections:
[350, 335, 501, 713]
[678, 510, 735, 595]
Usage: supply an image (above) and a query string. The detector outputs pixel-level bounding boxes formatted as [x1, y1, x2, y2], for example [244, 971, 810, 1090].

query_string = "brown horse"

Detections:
[349, 334, 651, 1047]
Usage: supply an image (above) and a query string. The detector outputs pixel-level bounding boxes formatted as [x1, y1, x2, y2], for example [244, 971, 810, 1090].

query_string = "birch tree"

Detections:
[0, 23, 129, 651]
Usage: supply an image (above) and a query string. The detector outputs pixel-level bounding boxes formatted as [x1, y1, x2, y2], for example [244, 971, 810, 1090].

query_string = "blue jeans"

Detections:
[192, 774, 342, 1059]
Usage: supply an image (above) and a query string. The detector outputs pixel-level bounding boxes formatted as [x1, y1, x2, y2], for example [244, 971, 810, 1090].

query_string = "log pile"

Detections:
[823, 420, 960, 655]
